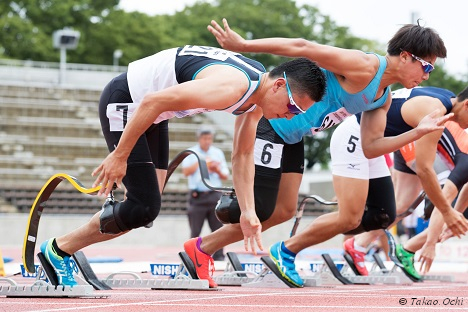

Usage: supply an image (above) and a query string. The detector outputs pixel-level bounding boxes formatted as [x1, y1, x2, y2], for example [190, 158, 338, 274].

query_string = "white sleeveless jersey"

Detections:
[107, 45, 265, 131]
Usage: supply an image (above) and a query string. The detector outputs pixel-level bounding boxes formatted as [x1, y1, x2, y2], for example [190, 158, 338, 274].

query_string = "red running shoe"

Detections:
[343, 237, 368, 276]
[184, 237, 217, 288]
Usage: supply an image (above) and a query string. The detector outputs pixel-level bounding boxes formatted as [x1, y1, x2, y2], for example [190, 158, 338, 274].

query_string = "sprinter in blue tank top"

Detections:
[183, 19, 454, 288]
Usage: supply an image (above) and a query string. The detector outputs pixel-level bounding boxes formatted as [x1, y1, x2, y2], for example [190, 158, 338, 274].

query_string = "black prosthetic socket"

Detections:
[99, 199, 127, 234]
[100, 162, 161, 233]
[215, 173, 280, 224]
[215, 192, 238, 224]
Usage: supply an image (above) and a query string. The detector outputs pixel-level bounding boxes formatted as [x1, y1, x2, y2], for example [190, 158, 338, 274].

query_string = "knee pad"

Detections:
[360, 175, 396, 232]
[361, 204, 396, 232]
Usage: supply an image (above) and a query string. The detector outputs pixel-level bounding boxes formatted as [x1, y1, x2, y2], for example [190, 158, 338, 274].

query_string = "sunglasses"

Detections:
[283, 72, 306, 115]
[409, 53, 435, 73]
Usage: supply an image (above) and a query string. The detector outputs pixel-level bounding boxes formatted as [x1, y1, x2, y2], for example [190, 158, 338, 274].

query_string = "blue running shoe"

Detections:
[269, 241, 303, 287]
[40, 239, 77, 286]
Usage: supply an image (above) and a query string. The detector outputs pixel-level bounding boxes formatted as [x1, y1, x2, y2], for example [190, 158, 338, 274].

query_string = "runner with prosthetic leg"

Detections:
[36, 45, 326, 287]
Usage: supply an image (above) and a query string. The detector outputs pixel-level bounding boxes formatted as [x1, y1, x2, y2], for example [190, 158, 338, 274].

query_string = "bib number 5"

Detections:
[347, 135, 359, 153]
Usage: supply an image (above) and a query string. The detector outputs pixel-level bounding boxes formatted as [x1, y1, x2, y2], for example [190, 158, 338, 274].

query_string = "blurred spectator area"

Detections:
[0, 60, 335, 216]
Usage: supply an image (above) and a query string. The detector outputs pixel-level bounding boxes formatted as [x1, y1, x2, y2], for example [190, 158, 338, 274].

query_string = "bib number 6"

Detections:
[254, 138, 284, 169]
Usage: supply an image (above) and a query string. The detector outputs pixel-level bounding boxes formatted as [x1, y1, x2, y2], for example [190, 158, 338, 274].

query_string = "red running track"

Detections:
[1, 280, 468, 312]
[1, 246, 468, 311]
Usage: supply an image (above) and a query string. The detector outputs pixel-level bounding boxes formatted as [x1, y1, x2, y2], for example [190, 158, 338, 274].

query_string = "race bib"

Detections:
[106, 103, 137, 131]
[254, 138, 283, 169]
[310, 107, 352, 135]
[178, 45, 233, 62]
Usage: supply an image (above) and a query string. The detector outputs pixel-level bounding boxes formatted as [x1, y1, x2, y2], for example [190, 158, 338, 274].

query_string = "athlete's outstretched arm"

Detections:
[231, 108, 263, 253]
[208, 18, 370, 78]
[360, 97, 452, 159]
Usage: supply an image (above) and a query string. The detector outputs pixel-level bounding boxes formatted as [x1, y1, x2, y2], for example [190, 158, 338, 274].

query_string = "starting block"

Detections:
[242, 256, 299, 288]
[220, 253, 331, 288]
[321, 253, 410, 285]
[421, 274, 456, 283]
[239, 252, 414, 289]
[213, 252, 258, 286]
[0, 279, 96, 298]
[239, 254, 341, 288]
[0, 252, 104, 298]
[2, 249, 214, 295]
[75, 251, 212, 290]
[369, 253, 415, 284]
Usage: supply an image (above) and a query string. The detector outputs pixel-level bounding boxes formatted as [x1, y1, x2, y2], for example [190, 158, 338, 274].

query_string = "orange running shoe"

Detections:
[183, 237, 217, 288]
[343, 237, 368, 276]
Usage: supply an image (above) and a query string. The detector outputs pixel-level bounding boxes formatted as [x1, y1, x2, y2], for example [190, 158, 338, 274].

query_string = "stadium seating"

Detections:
[0, 81, 232, 214]
[0, 63, 334, 216]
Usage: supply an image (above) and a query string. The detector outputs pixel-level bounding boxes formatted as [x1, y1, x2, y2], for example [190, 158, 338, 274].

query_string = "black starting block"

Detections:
[324, 252, 413, 285]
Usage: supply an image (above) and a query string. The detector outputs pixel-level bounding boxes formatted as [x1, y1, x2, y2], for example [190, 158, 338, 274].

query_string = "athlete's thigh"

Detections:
[274, 137, 305, 220]
[252, 117, 287, 220]
[146, 120, 169, 191]
[333, 175, 369, 219]
[392, 169, 422, 214]
[330, 115, 373, 219]
[146, 120, 169, 170]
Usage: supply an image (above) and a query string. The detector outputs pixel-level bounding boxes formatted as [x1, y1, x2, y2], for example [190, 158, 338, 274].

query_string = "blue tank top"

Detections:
[270, 53, 389, 144]
[384, 87, 455, 137]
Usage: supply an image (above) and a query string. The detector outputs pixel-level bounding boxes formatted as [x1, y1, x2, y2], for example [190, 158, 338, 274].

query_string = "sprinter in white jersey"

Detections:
[38, 45, 326, 287]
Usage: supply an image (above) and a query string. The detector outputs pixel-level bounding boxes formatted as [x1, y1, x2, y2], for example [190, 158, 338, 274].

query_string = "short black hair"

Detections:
[270, 58, 326, 103]
[387, 23, 446, 59]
